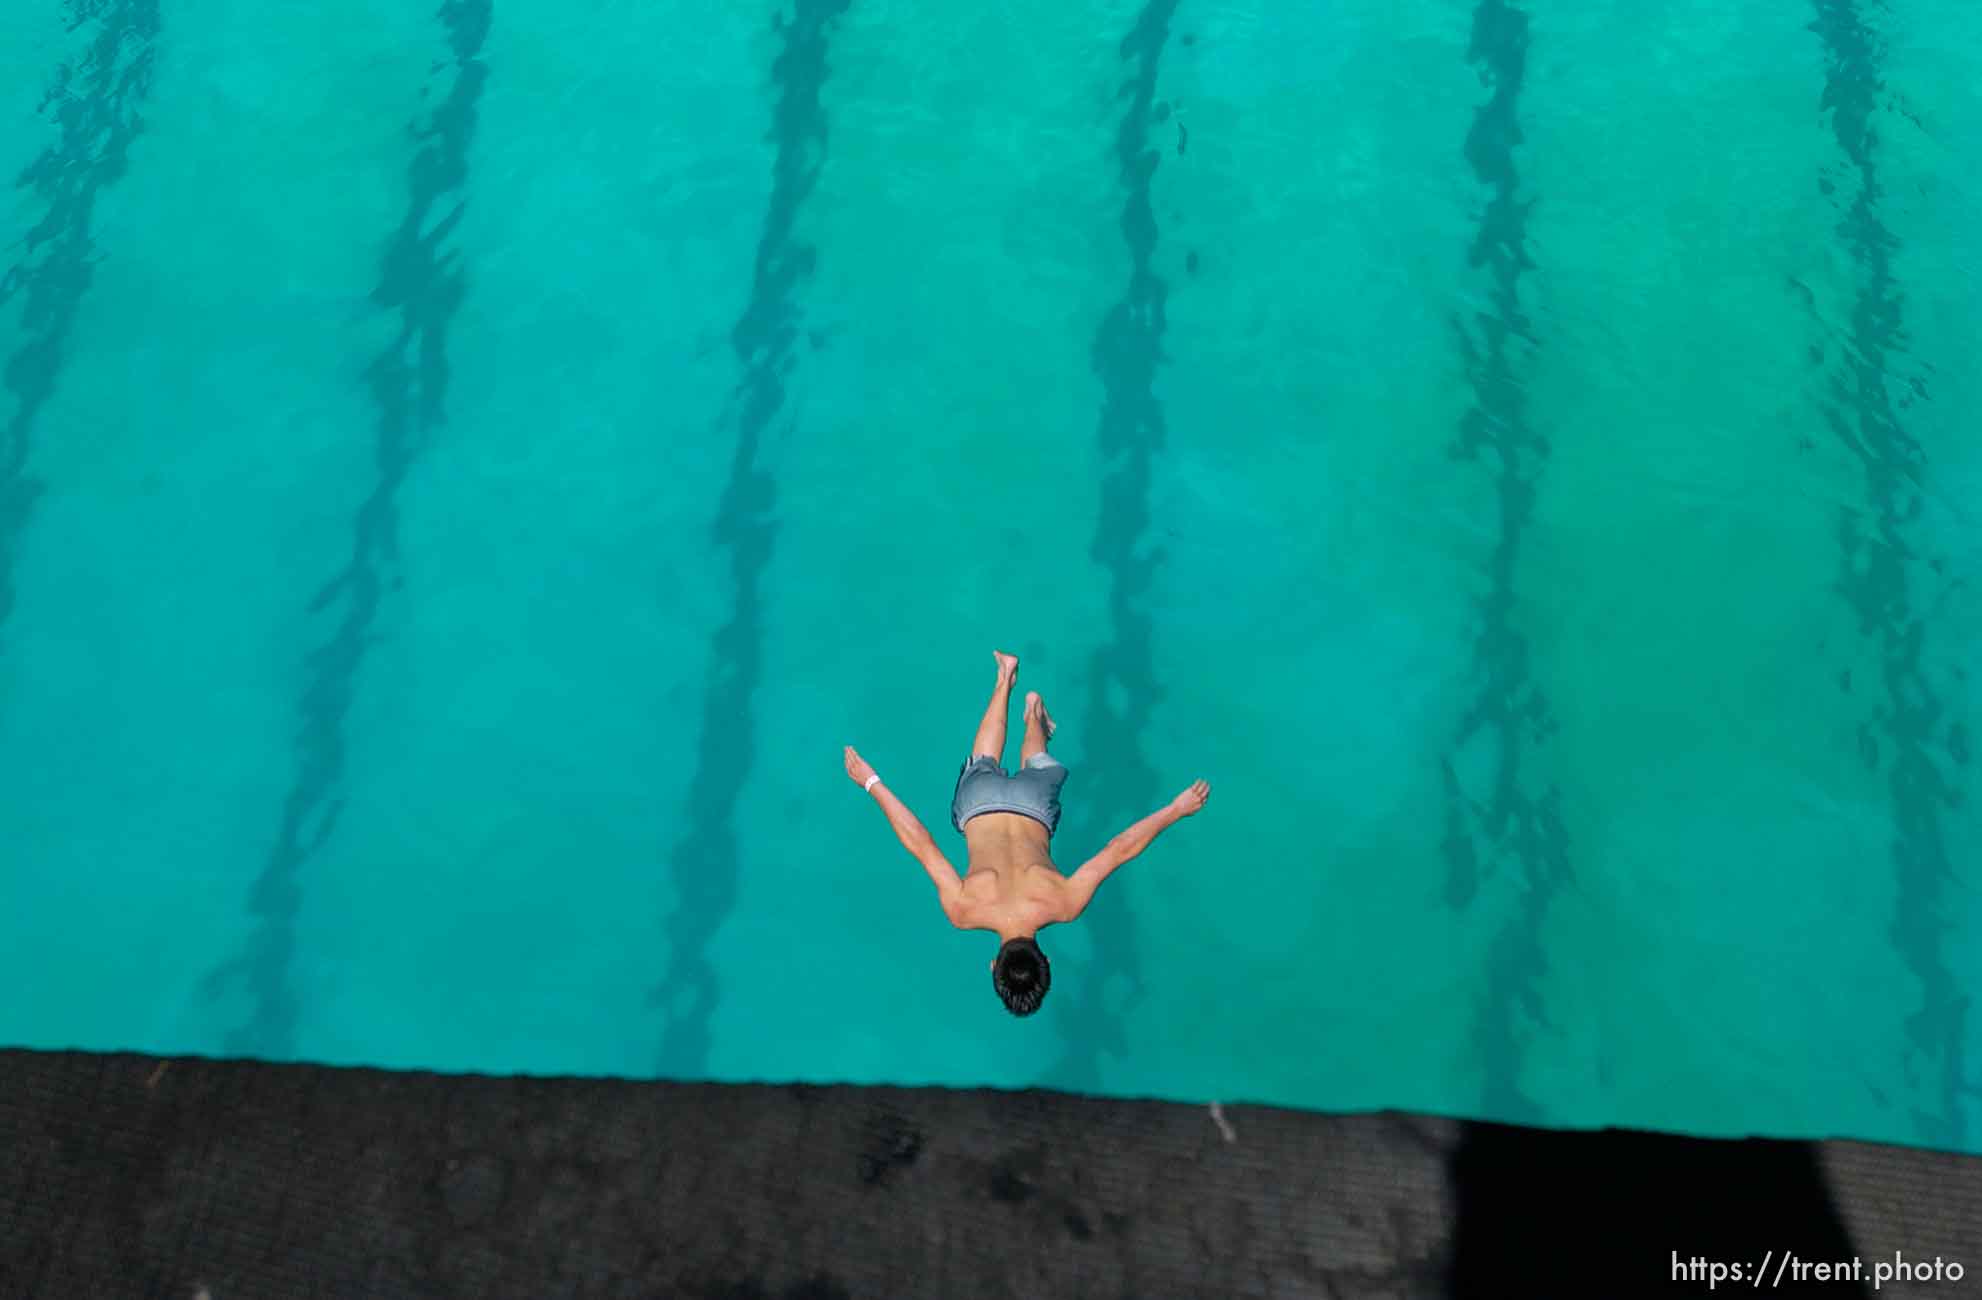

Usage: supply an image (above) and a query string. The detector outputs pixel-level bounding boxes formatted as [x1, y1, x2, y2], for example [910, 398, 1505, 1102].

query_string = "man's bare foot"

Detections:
[994, 650, 1018, 681]
[1024, 691, 1055, 740]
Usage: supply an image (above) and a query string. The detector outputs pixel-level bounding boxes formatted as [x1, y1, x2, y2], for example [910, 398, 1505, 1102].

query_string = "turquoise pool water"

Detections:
[0, 0, 1976, 1154]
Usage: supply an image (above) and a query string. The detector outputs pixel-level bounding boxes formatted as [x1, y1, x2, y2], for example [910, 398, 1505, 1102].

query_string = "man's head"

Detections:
[991, 936, 1051, 1016]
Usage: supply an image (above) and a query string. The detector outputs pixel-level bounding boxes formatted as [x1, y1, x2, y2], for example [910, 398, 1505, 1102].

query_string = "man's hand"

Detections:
[1170, 778, 1211, 817]
[844, 745, 878, 791]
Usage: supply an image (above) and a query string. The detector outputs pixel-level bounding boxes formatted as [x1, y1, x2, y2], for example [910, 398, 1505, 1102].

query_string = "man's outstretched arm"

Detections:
[845, 745, 963, 916]
[1064, 779, 1211, 919]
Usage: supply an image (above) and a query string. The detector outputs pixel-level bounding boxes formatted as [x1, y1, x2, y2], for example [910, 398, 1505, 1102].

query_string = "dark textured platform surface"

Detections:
[3, 1048, 1977, 1298]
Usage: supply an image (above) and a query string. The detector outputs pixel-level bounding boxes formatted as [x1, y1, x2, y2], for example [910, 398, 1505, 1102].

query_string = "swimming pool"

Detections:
[0, 0, 1975, 1154]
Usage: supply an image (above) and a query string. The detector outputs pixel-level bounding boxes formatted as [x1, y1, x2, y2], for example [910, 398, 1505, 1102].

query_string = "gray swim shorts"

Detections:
[951, 753, 1069, 835]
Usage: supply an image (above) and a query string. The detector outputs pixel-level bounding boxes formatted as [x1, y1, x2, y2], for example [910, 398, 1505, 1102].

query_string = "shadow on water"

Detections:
[0, 1, 158, 650]
[650, 0, 851, 1079]
[199, 0, 490, 1059]
[1805, 0, 1972, 1153]
[1041, 0, 1178, 1095]
[1436, 0, 1571, 1126]
[1447, 1123, 1869, 1296]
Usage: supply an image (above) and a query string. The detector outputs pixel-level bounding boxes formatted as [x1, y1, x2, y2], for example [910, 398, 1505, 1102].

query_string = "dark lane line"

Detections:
[651, 0, 851, 1077]
[1049, 0, 1179, 1093]
[1807, 0, 1970, 1152]
[0, 2, 159, 658]
[1436, 0, 1573, 1126]
[201, 0, 492, 1058]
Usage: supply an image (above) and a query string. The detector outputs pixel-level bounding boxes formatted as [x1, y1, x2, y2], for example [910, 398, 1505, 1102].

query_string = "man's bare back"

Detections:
[845, 649, 1211, 945]
[956, 810, 1070, 935]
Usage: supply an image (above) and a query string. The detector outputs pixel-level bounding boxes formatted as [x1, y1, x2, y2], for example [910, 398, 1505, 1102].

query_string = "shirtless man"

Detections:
[844, 649, 1211, 1016]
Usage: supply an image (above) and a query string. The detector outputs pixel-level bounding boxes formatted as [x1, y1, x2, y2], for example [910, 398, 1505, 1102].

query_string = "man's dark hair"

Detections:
[992, 937, 1051, 1016]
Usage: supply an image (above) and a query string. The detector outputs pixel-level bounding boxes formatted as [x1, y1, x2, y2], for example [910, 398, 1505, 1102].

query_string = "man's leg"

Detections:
[1021, 691, 1057, 762]
[972, 651, 1020, 762]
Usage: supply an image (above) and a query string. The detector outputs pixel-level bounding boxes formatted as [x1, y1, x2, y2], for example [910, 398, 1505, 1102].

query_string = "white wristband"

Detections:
[864, 774, 881, 793]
